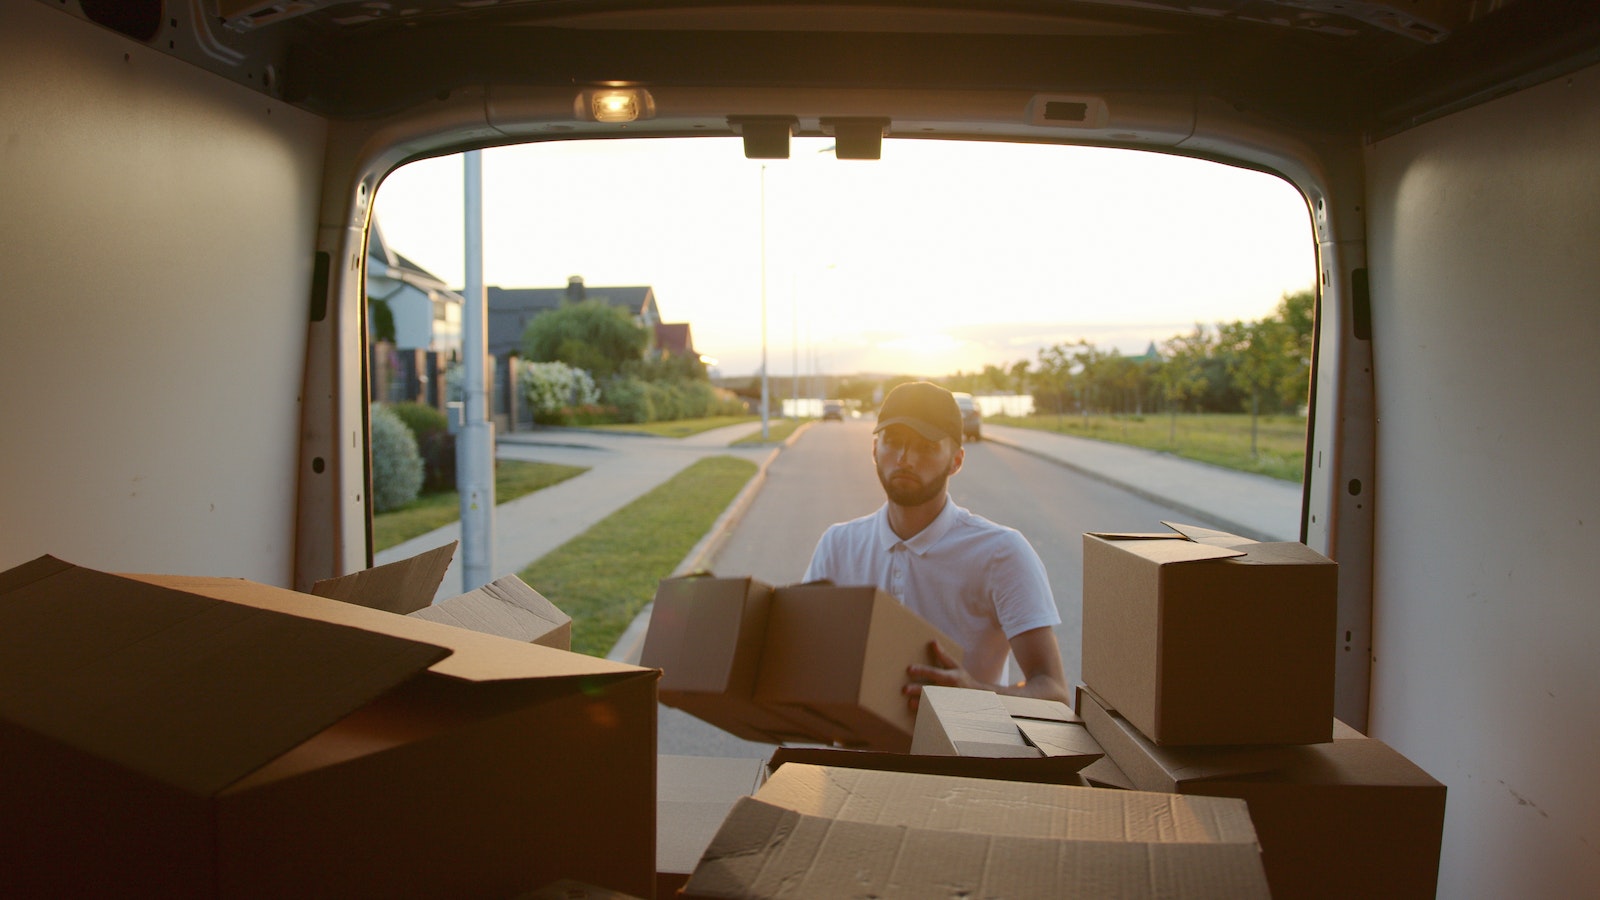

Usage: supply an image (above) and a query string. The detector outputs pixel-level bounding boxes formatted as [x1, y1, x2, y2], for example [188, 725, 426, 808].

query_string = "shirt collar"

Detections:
[874, 497, 960, 556]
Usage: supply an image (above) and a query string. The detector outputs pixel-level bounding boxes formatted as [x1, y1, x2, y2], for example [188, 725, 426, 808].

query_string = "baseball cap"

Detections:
[874, 381, 963, 444]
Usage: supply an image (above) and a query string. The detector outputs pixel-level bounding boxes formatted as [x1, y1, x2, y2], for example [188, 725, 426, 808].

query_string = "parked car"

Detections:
[952, 392, 982, 442]
[822, 401, 844, 421]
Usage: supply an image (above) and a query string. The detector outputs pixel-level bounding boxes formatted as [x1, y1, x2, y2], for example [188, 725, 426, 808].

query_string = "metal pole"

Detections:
[792, 274, 799, 419]
[458, 149, 495, 591]
[760, 164, 770, 441]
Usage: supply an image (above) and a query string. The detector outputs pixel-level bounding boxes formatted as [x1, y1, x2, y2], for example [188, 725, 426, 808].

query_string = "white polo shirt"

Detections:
[802, 498, 1060, 686]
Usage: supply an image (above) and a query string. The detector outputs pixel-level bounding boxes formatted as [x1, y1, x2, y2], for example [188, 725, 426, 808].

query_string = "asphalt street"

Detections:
[380, 415, 1301, 757]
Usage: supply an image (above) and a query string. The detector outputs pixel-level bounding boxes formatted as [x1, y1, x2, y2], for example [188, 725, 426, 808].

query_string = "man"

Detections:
[803, 381, 1070, 708]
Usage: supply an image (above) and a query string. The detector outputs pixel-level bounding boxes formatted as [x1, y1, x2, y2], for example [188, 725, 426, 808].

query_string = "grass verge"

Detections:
[989, 412, 1306, 482]
[373, 459, 588, 551]
[517, 455, 758, 657]
[732, 416, 809, 445]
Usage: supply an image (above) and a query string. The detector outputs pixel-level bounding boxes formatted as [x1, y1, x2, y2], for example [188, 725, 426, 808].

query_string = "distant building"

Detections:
[487, 276, 662, 358]
[364, 220, 462, 353]
[653, 322, 697, 361]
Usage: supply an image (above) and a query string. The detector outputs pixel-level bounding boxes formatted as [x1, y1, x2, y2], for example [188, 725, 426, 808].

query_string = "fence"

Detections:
[367, 343, 532, 433]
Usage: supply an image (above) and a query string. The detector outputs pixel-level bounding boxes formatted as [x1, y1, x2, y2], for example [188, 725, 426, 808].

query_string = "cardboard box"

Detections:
[912, 685, 1039, 756]
[640, 576, 962, 751]
[0, 555, 658, 899]
[1078, 686, 1447, 900]
[409, 572, 572, 650]
[311, 540, 456, 614]
[1082, 521, 1338, 745]
[1079, 752, 1138, 790]
[682, 763, 1271, 899]
[639, 575, 813, 744]
[753, 583, 962, 752]
[656, 755, 767, 898]
[518, 881, 645, 900]
[908, 685, 1103, 768]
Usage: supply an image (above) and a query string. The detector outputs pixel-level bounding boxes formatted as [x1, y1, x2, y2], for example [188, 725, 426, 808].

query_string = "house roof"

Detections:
[487, 279, 659, 357]
[654, 322, 695, 357]
[367, 220, 457, 295]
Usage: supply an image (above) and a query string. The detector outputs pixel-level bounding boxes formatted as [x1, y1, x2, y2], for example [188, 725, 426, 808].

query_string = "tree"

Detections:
[1008, 360, 1031, 397]
[1069, 339, 1110, 426]
[1034, 344, 1074, 423]
[1217, 317, 1293, 457]
[1271, 289, 1315, 413]
[1157, 325, 1212, 443]
[980, 363, 1010, 393]
[521, 299, 649, 379]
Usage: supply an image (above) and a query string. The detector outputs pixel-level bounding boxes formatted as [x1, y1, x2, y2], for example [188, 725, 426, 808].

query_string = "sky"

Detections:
[373, 136, 1316, 379]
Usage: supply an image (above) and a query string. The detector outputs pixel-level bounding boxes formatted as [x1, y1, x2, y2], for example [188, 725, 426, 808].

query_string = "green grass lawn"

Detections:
[373, 459, 588, 551]
[517, 455, 758, 657]
[989, 412, 1307, 482]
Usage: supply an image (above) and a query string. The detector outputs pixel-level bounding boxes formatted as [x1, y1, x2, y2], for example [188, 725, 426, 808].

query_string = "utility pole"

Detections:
[457, 149, 495, 591]
[759, 164, 770, 441]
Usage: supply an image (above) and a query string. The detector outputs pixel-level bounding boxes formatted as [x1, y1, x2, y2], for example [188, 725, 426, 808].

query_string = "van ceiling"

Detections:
[83, 1, 1600, 137]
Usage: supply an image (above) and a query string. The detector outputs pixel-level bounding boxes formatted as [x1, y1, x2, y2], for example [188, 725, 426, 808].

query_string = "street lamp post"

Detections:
[760, 164, 770, 441]
[458, 149, 495, 592]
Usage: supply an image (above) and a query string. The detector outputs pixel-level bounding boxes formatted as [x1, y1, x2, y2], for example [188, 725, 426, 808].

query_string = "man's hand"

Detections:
[903, 628, 1073, 711]
[904, 640, 980, 711]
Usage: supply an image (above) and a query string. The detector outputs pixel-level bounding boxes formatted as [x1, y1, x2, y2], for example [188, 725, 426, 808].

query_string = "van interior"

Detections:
[2, 1, 1597, 895]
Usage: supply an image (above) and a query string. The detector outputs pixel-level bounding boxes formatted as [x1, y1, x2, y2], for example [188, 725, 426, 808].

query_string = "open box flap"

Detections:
[1159, 523, 1333, 566]
[127, 572, 649, 684]
[311, 542, 456, 614]
[1087, 533, 1246, 565]
[1160, 522, 1260, 550]
[411, 573, 573, 647]
[0, 557, 449, 797]
[999, 694, 1083, 725]
[1014, 717, 1105, 762]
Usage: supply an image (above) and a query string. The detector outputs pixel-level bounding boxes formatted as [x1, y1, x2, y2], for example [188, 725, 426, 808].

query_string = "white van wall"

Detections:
[0, 2, 327, 584]
[1365, 65, 1600, 896]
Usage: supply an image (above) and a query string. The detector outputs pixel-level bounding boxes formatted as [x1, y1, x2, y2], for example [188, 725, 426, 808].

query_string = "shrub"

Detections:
[558, 403, 618, 426]
[370, 403, 424, 512]
[519, 360, 600, 423]
[599, 375, 751, 423]
[387, 401, 456, 492]
[389, 400, 448, 438]
[417, 430, 457, 492]
[601, 375, 655, 423]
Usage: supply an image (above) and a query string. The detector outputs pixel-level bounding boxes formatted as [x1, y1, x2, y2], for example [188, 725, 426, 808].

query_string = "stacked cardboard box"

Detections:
[0, 554, 658, 899]
[682, 763, 1273, 898]
[1078, 687, 1447, 900]
[1082, 522, 1338, 745]
[1079, 522, 1446, 899]
[763, 686, 1103, 787]
[639, 574, 963, 751]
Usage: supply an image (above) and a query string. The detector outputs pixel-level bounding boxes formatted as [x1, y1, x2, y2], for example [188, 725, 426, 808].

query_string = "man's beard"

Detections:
[879, 467, 949, 507]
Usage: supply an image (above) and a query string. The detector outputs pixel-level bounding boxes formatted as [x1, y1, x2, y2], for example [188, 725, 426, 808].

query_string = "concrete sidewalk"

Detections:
[375, 421, 779, 603]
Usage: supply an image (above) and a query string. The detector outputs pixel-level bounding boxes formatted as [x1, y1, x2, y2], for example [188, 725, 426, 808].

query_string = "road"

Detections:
[658, 415, 1242, 757]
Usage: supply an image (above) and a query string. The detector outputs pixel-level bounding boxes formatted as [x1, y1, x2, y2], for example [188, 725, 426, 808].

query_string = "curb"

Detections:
[605, 420, 814, 665]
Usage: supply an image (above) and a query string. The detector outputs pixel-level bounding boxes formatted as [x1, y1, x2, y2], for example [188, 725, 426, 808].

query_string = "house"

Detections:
[653, 322, 698, 362]
[364, 220, 462, 353]
[487, 276, 661, 358]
